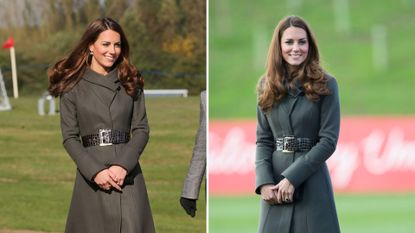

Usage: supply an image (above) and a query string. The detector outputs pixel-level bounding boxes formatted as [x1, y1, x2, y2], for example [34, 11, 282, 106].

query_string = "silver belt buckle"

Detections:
[282, 136, 295, 153]
[99, 129, 113, 146]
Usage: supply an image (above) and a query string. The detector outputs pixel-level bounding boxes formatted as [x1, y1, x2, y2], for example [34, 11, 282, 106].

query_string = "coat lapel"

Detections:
[287, 86, 303, 116]
[276, 84, 304, 136]
[83, 68, 121, 107]
[276, 97, 293, 136]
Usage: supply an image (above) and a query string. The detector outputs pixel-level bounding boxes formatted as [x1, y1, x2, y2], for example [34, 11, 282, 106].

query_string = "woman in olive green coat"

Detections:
[256, 15, 341, 233]
[48, 17, 155, 233]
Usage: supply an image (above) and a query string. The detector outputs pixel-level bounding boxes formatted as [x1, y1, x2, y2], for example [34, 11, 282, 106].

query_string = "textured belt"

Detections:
[276, 136, 317, 153]
[82, 129, 130, 147]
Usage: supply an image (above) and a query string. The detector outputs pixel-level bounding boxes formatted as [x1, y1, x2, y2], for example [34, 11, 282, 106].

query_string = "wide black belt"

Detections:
[82, 129, 130, 147]
[276, 136, 317, 153]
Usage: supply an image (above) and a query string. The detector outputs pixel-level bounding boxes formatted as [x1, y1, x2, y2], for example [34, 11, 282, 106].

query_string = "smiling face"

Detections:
[89, 29, 121, 75]
[280, 26, 309, 69]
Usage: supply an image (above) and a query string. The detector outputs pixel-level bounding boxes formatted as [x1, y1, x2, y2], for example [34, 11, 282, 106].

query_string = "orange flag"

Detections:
[2, 37, 14, 49]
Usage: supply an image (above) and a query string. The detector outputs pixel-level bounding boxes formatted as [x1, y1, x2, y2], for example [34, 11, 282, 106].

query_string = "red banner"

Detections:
[209, 117, 415, 195]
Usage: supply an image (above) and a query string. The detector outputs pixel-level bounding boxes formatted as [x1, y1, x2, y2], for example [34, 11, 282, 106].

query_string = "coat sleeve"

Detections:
[60, 91, 107, 180]
[281, 77, 341, 187]
[181, 91, 207, 199]
[112, 89, 149, 173]
[255, 105, 276, 194]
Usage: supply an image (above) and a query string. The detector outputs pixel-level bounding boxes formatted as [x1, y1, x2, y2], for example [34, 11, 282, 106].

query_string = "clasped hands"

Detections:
[260, 178, 295, 205]
[93, 165, 127, 192]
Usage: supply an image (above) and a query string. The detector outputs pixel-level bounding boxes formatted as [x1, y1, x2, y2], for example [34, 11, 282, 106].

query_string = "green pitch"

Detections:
[0, 96, 205, 232]
[209, 194, 415, 233]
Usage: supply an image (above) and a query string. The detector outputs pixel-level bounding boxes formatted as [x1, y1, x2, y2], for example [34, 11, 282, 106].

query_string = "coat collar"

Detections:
[284, 78, 304, 98]
[273, 79, 303, 134]
[83, 67, 120, 91]
[287, 86, 303, 97]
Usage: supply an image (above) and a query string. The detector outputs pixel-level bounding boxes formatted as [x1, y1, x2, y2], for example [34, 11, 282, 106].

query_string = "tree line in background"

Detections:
[0, 0, 206, 95]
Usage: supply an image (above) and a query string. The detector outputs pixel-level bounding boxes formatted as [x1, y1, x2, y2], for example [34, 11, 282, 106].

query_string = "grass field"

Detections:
[0, 96, 205, 232]
[209, 194, 415, 233]
[209, 0, 415, 118]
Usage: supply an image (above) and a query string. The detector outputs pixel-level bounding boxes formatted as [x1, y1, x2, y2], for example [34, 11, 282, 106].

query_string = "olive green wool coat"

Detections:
[60, 68, 155, 233]
[255, 75, 341, 233]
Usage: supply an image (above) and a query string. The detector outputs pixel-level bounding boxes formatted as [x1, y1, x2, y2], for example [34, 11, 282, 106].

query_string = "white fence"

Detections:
[144, 89, 188, 97]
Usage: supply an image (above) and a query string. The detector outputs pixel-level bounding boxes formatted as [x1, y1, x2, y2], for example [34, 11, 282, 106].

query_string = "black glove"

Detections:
[180, 197, 197, 217]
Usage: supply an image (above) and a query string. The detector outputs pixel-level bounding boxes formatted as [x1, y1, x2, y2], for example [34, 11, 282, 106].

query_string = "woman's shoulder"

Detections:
[256, 75, 267, 95]
[60, 78, 83, 100]
[323, 73, 339, 92]
[324, 72, 336, 81]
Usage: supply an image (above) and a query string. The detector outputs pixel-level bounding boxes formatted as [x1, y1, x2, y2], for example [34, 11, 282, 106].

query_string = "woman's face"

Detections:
[280, 26, 309, 68]
[89, 29, 121, 75]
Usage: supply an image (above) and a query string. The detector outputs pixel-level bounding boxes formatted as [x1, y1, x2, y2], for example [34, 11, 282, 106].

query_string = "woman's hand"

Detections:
[108, 165, 127, 187]
[260, 184, 278, 205]
[94, 169, 122, 191]
[272, 178, 295, 204]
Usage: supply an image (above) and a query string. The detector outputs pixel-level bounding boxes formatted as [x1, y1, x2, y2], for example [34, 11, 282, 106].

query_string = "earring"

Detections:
[87, 51, 93, 66]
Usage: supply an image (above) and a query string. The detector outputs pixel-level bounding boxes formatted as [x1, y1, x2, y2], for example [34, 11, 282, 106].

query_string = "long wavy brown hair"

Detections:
[257, 15, 330, 112]
[48, 17, 143, 97]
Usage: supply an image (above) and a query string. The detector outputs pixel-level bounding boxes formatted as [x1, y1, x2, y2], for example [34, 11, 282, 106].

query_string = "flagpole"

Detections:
[2, 36, 18, 99]
[10, 46, 18, 98]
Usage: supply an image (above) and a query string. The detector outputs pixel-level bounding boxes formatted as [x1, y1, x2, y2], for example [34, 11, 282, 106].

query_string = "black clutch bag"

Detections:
[293, 184, 303, 202]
